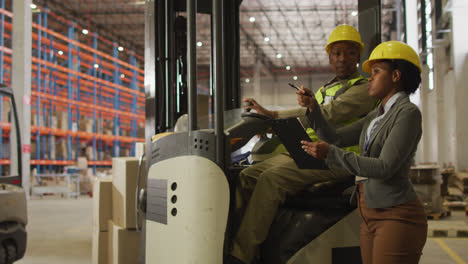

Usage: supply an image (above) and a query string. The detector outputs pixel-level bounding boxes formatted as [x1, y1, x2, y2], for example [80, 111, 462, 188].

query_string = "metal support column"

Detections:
[187, 0, 197, 131]
[12, 0, 33, 198]
[213, 0, 224, 167]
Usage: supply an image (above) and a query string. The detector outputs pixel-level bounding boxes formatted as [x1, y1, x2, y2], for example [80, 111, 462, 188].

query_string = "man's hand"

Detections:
[242, 98, 278, 118]
[301, 140, 329, 160]
[296, 86, 318, 111]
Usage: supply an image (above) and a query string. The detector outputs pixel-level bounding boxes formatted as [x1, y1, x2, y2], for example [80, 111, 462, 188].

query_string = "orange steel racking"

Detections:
[0, 1, 145, 175]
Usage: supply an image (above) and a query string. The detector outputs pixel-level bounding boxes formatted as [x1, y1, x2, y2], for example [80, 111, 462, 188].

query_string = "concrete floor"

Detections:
[14, 197, 468, 264]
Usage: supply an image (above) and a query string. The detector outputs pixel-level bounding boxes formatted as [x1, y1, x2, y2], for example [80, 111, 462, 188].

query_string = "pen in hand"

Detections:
[288, 83, 313, 97]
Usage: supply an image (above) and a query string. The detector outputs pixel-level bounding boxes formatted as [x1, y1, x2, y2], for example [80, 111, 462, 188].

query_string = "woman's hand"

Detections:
[242, 98, 277, 118]
[301, 140, 330, 160]
[296, 86, 318, 111]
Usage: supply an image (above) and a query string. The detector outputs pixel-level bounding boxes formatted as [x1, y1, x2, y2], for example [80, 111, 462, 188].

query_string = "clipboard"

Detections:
[272, 118, 328, 170]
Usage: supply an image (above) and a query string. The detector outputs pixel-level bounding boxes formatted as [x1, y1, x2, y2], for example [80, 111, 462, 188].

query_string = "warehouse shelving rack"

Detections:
[0, 0, 145, 175]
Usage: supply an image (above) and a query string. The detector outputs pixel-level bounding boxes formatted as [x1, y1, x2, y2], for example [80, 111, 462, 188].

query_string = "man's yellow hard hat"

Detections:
[362, 41, 422, 73]
[325, 25, 364, 54]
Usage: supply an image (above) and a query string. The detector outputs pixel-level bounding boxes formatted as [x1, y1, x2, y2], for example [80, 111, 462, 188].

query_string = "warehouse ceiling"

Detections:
[31, 0, 398, 73]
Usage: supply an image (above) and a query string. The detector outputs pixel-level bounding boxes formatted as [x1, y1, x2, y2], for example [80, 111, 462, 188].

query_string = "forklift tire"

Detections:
[5, 242, 15, 264]
[0, 245, 5, 264]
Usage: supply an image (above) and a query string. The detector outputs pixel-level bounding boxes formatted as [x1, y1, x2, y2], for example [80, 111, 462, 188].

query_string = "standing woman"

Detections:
[298, 41, 427, 264]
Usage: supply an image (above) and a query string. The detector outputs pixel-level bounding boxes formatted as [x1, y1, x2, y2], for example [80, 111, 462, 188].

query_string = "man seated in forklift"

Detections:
[225, 25, 378, 264]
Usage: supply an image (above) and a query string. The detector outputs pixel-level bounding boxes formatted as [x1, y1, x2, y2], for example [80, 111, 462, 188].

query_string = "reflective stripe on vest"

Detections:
[306, 75, 366, 154]
[314, 76, 366, 105]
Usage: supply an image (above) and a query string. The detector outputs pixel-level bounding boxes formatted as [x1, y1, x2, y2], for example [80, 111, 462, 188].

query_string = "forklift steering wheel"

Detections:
[241, 112, 273, 121]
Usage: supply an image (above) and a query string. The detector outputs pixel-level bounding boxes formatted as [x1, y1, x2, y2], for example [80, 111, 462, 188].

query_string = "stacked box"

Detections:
[86, 146, 95, 160]
[454, 172, 468, 194]
[135, 143, 145, 158]
[92, 178, 112, 264]
[112, 157, 146, 229]
[137, 121, 145, 138]
[107, 220, 140, 264]
[31, 113, 46, 127]
[2, 100, 10, 122]
[49, 136, 56, 160]
[57, 112, 68, 130]
[56, 140, 68, 160]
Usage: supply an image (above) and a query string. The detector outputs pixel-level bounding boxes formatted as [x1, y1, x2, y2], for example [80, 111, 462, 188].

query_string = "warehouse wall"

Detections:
[407, 0, 468, 171]
[240, 72, 334, 111]
[452, 0, 468, 171]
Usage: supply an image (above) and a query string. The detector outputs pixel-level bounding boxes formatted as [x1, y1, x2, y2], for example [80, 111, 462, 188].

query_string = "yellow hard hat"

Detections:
[362, 41, 422, 73]
[325, 25, 364, 54]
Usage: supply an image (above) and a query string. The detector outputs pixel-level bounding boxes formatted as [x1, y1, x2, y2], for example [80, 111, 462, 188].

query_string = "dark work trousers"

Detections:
[356, 183, 428, 264]
[231, 153, 350, 264]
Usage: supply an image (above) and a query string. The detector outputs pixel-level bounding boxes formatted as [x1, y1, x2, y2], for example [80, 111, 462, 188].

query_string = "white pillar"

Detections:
[405, 0, 423, 164]
[12, 0, 32, 198]
[452, 0, 468, 170]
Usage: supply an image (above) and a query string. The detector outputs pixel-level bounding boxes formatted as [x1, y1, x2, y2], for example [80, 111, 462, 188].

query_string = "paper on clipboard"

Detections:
[272, 117, 328, 170]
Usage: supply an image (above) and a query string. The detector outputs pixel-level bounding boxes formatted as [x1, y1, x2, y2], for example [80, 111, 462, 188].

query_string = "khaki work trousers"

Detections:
[230, 153, 350, 264]
[357, 183, 428, 264]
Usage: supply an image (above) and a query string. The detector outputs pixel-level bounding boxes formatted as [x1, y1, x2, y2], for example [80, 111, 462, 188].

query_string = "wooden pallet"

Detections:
[444, 201, 467, 211]
[427, 210, 451, 220]
[428, 229, 468, 237]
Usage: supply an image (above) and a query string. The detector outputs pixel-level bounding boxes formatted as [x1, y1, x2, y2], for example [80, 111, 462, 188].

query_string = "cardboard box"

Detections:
[2, 100, 10, 122]
[93, 178, 113, 232]
[107, 221, 140, 264]
[86, 146, 95, 160]
[57, 112, 68, 130]
[112, 157, 146, 229]
[92, 230, 108, 264]
[135, 143, 145, 158]
[77, 157, 88, 170]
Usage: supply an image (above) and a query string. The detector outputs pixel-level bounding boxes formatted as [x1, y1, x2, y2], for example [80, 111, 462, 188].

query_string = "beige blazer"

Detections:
[307, 95, 421, 208]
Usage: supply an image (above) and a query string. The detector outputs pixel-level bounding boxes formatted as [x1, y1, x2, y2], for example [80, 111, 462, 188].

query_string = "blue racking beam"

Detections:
[112, 44, 120, 157]
[130, 53, 137, 157]
[92, 35, 98, 174]
[35, 12, 42, 173]
[66, 25, 74, 161]
[76, 44, 81, 163]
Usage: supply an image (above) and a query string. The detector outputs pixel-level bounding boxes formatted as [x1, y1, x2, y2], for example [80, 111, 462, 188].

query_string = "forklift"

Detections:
[0, 85, 27, 264]
[139, 1, 381, 263]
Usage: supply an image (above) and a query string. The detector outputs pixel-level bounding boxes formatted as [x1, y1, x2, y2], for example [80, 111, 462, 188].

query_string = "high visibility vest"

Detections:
[305, 75, 367, 154]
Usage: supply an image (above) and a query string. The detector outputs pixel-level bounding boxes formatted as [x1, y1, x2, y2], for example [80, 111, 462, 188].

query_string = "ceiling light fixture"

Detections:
[30, 3, 37, 9]
[293, 76, 298, 81]
[249, 17, 256, 23]
[197, 41, 203, 47]
[245, 78, 250, 83]
[285, 65, 291, 70]
[351, 11, 358, 16]
[82, 29, 89, 35]
[276, 53, 282, 59]
[58, 50, 64, 55]
[264, 37, 270, 42]
[93, 64, 99, 69]
[118, 46, 124, 52]
[121, 74, 125, 78]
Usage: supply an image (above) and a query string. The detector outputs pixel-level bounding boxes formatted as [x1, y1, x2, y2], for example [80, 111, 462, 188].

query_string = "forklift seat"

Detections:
[261, 178, 357, 264]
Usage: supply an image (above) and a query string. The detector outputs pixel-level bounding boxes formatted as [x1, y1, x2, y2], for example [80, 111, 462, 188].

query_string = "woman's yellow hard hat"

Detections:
[362, 41, 422, 73]
[325, 25, 364, 54]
